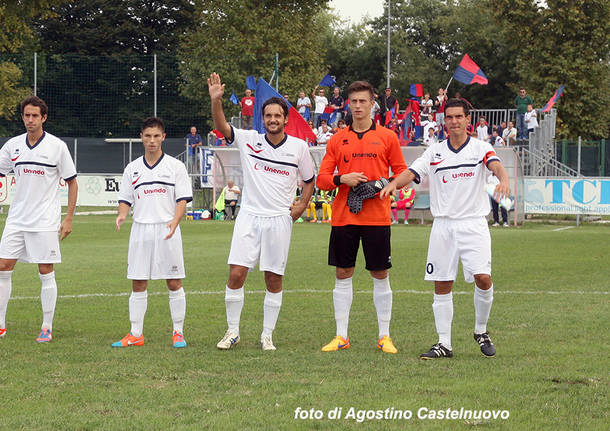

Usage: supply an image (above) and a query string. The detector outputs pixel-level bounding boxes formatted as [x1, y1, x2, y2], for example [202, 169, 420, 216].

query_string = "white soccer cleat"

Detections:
[260, 336, 276, 351]
[217, 329, 240, 350]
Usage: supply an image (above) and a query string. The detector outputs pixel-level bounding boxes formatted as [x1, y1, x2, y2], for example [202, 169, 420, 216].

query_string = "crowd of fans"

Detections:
[199, 86, 540, 148]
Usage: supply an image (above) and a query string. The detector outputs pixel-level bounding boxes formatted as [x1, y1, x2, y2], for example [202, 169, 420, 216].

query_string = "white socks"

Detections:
[474, 285, 494, 334]
[373, 276, 392, 338]
[225, 286, 244, 334]
[169, 287, 186, 333]
[433, 292, 453, 350]
[0, 271, 13, 329]
[129, 290, 148, 337]
[261, 290, 283, 339]
[333, 277, 353, 338]
[39, 272, 57, 331]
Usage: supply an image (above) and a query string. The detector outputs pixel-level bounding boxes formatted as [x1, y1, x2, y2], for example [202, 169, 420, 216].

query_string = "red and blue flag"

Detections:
[542, 85, 564, 112]
[253, 78, 316, 143]
[452, 54, 488, 85]
[409, 84, 423, 98]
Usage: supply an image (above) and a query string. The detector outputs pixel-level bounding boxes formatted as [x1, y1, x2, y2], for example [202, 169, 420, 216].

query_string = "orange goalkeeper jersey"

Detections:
[316, 123, 407, 226]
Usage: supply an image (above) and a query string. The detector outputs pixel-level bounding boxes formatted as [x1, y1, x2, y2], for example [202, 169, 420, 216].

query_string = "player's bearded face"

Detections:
[141, 127, 165, 153]
[263, 105, 287, 135]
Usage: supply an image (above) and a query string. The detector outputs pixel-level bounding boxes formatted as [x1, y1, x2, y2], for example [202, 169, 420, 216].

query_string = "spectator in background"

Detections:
[210, 129, 226, 146]
[422, 113, 438, 141]
[424, 125, 438, 146]
[420, 92, 433, 122]
[316, 119, 333, 145]
[283, 94, 290, 104]
[329, 87, 345, 127]
[488, 174, 509, 228]
[297, 91, 311, 119]
[454, 92, 474, 111]
[476, 116, 491, 143]
[496, 121, 506, 138]
[333, 119, 347, 133]
[514, 88, 533, 140]
[502, 121, 517, 146]
[492, 129, 505, 147]
[186, 126, 202, 171]
[223, 180, 241, 221]
[240, 89, 255, 130]
[435, 88, 447, 127]
[524, 104, 538, 138]
[312, 86, 329, 127]
[379, 87, 398, 125]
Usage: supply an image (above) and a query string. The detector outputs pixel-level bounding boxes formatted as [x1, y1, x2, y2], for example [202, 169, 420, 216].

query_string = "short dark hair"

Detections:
[347, 81, 375, 100]
[21, 96, 48, 117]
[141, 117, 165, 132]
[262, 97, 289, 118]
[444, 98, 470, 116]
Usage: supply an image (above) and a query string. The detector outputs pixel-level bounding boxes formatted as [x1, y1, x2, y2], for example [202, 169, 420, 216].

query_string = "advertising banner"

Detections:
[524, 177, 610, 214]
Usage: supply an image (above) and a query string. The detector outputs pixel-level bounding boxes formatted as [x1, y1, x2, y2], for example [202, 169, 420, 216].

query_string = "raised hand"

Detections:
[208, 72, 225, 100]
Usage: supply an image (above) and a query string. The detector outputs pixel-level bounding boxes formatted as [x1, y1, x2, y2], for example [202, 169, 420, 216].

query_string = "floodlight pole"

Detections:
[34, 52, 37, 96]
[153, 54, 158, 117]
[386, 0, 391, 88]
[275, 53, 279, 92]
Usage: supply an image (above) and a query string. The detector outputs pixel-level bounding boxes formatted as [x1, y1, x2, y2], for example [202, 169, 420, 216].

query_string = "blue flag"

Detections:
[246, 76, 256, 90]
[319, 73, 335, 87]
[230, 93, 239, 105]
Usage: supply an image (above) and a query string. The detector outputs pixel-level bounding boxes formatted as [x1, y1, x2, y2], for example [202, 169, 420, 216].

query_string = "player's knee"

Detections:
[370, 269, 388, 280]
[167, 279, 182, 291]
[474, 274, 492, 290]
[336, 267, 354, 279]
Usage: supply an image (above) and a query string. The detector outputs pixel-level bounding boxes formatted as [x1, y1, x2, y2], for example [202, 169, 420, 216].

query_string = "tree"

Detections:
[179, 0, 329, 128]
[366, 0, 517, 108]
[323, 20, 387, 93]
[0, 2, 61, 133]
[491, 0, 610, 139]
[31, 0, 199, 137]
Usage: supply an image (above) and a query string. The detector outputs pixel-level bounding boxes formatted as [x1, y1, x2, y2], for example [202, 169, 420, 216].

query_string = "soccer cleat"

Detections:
[474, 332, 496, 357]
[419, 343, 453, 360]
[260, 336, 276, 351]
[404, 220, 409, 225]
[377, 336, 398, 354]
[492, 222, 500, 227]
[0, 328, 6, 338]
[36, 328, 52, 343]
[217, 329, 240, 350]
[111, 332, 144, 348]
[172, 330, 187, 348]
[321, 335, 350, 352]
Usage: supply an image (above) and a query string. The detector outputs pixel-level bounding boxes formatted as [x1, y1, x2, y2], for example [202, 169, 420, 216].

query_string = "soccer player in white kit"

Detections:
[208, 73, 315, 351]
[380, 98, 511, 359]
[112, 117, 193, 348]
[0, 96, 78, 343]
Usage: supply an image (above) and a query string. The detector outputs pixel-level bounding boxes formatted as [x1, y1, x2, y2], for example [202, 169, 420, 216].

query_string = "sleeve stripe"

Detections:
[118, 199, 132, 207]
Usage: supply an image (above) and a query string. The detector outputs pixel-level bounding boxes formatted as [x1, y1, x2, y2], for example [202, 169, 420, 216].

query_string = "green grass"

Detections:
[0, 217, 608, 430]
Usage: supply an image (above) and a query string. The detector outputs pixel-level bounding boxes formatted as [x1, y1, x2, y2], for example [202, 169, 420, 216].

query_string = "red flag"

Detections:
[286, 106, 316, 143]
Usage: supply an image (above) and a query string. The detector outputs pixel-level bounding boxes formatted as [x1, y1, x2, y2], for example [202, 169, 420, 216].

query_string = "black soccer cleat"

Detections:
[474, 332, 496, 357]
[419, 343, 453, 360]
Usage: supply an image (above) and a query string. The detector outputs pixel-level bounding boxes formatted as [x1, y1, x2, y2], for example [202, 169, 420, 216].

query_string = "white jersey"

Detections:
[228, 127, 315, 217]
[0, 132, 76, 231]
[118, 153, 192, 224]
[409, 137, 500, 219]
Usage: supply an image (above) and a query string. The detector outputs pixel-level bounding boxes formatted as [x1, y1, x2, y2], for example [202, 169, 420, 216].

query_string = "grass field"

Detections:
[0, 215, 607, 430]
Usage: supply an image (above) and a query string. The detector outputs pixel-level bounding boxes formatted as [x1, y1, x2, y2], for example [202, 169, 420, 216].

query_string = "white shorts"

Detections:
[127, 222, 185, 280]
[0, 226, 61, 263]
[227, 211, 293, 275]
[425, 217, 491, 283]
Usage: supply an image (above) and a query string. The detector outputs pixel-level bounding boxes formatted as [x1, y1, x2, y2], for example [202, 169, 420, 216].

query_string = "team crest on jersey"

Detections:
[342, 139, 349, 145]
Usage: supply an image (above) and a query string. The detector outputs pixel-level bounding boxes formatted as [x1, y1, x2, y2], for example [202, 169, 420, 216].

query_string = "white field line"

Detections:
[9, 288, 609, 301]
[552, 226, 575, 232]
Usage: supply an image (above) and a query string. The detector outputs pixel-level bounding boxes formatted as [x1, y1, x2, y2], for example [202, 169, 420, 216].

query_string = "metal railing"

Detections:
[515, 146, 579, 177]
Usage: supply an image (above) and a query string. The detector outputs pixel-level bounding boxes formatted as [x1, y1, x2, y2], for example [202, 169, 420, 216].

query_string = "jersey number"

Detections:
[426, 263, 434, 274]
